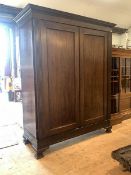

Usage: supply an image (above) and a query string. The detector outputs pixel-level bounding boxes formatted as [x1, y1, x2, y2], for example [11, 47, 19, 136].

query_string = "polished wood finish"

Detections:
[15, 4, 115, 28]
[0, 4, 21, 15]
[15, 4, 114, 158]
[112, 27, 128, 34]
[19, 20, 37, 138]
[80, 29, 107, 126]
[38, 21, 80, 137]
[0, 4, 21, 24]
[112, 48, 131, 58]
[111, 48, 131, 125]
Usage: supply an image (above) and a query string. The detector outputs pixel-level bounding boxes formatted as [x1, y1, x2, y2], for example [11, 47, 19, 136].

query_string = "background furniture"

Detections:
[15, 4, 115, 158]
[111, 48, 131, 125]
[112, 145, 131, 172]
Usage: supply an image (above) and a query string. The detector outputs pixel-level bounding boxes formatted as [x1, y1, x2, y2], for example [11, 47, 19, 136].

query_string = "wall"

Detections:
[112, 33, 121, 47]
[112, 28, 131, 49]
[127, 27, 131, 48]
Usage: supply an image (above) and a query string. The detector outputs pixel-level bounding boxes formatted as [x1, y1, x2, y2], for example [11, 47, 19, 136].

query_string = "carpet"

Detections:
[0, 124, 18, 149]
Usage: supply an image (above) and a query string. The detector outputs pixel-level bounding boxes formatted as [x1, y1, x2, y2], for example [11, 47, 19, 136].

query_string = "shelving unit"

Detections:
[111, 48, 131, 125]
[111, 57, 120, 116]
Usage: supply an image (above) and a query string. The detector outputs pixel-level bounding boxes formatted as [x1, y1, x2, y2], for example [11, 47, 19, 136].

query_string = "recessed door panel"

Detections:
[80, 28, 107, 125]
[38, 21, 80, 137]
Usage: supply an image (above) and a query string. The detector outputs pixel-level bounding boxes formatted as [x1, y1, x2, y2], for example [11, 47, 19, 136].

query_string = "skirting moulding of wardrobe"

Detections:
[14, 4, 116, 159]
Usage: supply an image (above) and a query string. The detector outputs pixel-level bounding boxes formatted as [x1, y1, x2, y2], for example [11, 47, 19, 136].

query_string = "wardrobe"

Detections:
[14, 4, 115, 158]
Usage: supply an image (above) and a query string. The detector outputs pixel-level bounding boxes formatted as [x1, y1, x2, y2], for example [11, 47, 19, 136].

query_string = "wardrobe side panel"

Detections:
[19, 19, 37, 138]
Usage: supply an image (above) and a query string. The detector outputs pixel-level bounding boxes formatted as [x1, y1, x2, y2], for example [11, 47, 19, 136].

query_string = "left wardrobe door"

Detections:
[36, 21, 80, 138]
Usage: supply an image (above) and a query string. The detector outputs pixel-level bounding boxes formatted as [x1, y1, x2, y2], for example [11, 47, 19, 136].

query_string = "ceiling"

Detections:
[1, 0, 131, 28]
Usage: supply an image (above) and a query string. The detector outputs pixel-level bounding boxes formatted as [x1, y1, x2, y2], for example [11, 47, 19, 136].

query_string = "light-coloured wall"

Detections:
[112, 31, 128, 48]
[112, 33, 121, 47]
[120, 33, 127, 48]
[127, 27, 131, 48]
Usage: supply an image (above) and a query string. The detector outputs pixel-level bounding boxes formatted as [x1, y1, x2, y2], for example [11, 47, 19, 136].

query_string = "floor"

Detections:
[0, 92, 23, 127]
[0, 119, 131, 175]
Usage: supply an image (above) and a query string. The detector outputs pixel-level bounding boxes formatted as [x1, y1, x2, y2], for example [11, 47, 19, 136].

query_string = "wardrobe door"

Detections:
[80, 28, 108, 126]
[37, 21, 80, 138]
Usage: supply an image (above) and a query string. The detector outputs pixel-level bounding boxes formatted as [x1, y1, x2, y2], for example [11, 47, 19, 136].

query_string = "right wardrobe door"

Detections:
[80, 28, 108, 126]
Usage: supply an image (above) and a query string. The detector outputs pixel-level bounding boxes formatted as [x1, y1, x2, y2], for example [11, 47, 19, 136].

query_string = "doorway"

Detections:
[0, 22, 23, 149]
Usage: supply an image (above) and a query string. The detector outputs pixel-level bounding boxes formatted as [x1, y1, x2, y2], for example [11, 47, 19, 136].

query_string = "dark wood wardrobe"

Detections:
[14, 4, 115, 158]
